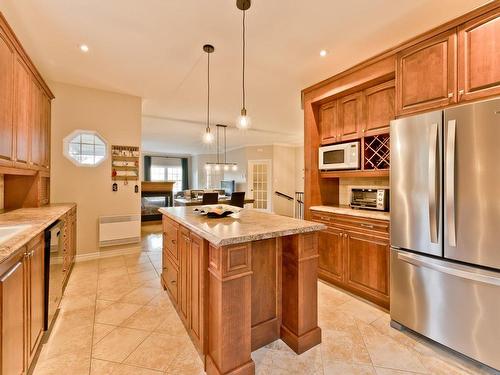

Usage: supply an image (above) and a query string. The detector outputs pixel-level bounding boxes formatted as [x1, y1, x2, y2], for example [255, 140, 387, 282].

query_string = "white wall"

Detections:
[50, 82, 142, 256]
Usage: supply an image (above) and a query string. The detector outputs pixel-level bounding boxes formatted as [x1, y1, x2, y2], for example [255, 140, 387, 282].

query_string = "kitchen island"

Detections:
[159, 206, 325, 375]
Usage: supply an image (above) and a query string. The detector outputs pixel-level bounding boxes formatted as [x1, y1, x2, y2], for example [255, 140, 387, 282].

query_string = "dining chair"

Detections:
[202, 192, 219, 205]
[229, 192, 245, 208]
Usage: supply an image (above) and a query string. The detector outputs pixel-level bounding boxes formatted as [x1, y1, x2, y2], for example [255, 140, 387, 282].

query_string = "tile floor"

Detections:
[32, 224, 498, 375]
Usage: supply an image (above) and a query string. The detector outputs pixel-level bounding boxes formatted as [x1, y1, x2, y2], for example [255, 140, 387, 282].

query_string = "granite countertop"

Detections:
[310, 205, 390, 221]
[159, 206, 326, 247]
[0, 203, 76, 263]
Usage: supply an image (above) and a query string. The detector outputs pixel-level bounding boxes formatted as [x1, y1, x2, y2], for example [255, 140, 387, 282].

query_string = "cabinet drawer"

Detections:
[311, 211, 389, 236]
[163, 256, 178, 304]
[163, 218, 179, 263]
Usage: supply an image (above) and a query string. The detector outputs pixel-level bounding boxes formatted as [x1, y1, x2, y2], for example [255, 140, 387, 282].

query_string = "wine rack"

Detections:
[364, 134, 390, 170]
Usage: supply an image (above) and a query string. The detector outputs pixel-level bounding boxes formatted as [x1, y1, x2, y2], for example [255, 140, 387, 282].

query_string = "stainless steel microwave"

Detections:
[319, 141, 360, 170]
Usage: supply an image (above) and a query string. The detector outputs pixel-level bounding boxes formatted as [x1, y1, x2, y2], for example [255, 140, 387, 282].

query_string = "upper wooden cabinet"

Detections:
[458, 9, 500, 102]
[0, 13, 53, 174]
[319, 101, 338, 144]
[363, 80, 395, 135]
[0, 27, 14, 164]
[338, 92, 363, 140]
[396, 29, 457, 116]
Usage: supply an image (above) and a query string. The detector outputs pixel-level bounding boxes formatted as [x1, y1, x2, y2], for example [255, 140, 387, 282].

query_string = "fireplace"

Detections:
[141, 182, 174, 221]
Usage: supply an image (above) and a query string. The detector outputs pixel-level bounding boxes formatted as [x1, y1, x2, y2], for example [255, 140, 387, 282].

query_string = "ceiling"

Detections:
[0, 0, 488, 154]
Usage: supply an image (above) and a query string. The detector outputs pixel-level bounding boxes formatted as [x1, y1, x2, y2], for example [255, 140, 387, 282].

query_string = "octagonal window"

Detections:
[63, 130, 108, 167]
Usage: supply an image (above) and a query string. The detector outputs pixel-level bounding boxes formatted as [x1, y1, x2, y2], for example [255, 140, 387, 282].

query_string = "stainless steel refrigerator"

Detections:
[390, 98, 500, 371]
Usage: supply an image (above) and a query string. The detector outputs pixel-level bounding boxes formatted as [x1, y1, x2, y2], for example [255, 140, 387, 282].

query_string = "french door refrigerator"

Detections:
[390, 98, 500, 371]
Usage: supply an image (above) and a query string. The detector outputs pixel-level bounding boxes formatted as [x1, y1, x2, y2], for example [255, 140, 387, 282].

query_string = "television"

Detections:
[220, 180, 235, 196]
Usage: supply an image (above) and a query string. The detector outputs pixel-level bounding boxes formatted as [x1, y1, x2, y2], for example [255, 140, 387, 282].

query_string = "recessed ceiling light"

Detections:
[79, 44, 89, 53]
[319, 49, 327, 57]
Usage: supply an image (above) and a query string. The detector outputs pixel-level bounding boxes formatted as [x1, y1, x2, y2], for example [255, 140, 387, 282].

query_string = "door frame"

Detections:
[247, 159, 272, 212]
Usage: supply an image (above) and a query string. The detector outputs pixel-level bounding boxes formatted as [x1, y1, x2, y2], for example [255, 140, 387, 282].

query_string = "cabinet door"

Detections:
[30, 79, 42, 167]
[179, 228, 190, 323]
[40, 93, 50, 170]
[1, 258, 26, 375]
[27, 236, 45, 365]
[317, 227, 343, 284]
[189, 232, 204, 347]
[396, 29, 457, 116]
[363, 80, 395, 135]
[458, 9, 500, 102]
[0, 29, 14, 163]
[163, 256, 178, 304]
[163, 219, 179, 264]
[345, 231, 389, 305]
[338, 92, 363, 140]
[13, 56, 31, 165]
[319, 101, 338, 144]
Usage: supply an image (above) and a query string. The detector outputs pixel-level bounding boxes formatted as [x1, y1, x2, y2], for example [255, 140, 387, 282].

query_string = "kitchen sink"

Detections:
[0, 225, 31, 246]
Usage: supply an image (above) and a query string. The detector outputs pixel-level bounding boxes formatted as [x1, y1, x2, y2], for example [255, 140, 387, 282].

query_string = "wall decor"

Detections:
[111, 145, 140, 183]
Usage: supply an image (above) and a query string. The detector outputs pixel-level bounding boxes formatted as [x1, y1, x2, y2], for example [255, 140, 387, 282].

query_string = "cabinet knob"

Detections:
[171, 280, 177, 285]
[458, 90, 464, 96]
[448, 92, 453, 98]
[343, 233, 348, 238]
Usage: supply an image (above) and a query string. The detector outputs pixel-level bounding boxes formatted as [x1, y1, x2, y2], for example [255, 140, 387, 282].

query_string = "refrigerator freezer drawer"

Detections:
[390, 249, 500, 371]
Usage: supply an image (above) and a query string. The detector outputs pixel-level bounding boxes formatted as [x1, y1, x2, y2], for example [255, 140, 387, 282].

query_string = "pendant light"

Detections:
[236, 0, 251, 129]
[202, 44, 215, 144]
[205, 124, 238, 171]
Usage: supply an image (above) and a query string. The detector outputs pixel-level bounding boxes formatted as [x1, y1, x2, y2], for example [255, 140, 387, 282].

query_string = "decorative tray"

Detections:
[193, 204, 242, 218]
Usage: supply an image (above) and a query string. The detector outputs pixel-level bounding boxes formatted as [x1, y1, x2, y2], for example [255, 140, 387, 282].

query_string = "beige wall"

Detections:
[50, 82, 142, 255]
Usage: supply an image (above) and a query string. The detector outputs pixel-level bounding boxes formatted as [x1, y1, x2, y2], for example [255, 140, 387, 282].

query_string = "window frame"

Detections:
[63, 130, 108, 167]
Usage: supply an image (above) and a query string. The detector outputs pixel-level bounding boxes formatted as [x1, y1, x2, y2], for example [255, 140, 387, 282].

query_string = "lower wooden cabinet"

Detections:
[162, 216, 207, 352]
[0, 233, 45, 375]
[313, 211, 390, 308]
[62, 207, 77, 287]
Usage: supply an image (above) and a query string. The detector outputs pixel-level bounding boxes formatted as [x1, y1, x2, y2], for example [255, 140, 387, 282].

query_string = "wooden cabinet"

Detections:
[61, 208, 77, 287]
[0, 26, 14, 164]
[363, 80, 395, 135]
[26, 235, 45, 364]
[344, 231, 389, 303]
[162, 216, 208, 352]
[179, 227, 190, 323]
[319, 101, 339, 144]
[318, 227, 343, 283]
[0, 233, 45, 375]
[458, 9, 500, 102]
[0, 14, 53, 176]
[312, 211, 390, 308]
[338, 92, 363, 140]
[13, 56, 31, 166]
[396, 29, 457, 116]
[0, 257, 26, 375]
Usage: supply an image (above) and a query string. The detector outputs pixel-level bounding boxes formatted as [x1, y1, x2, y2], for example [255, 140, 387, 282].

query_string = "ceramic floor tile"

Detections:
[358, 323, 427, 373]
[374, 368, 422, 375]
[155, 312, 189, 337]
[323, 359, 376, 375]
[321, 327, 372, 365]
[91, 358, 163, 374]
[32, 352, 91, 375]
[126, 262, 156, 275]
[165, 341, 205, 375]
[99, 256, 126, 270]
[124, 253, 152, 266]
[121, 304, 170, 331]
[128, 269, 159, 286]
[93, 323, 116, 345]
[118, 286, 161, 305]
[124, 332, 187, 371]
[95, 301, 143, 325]
[334, 298, 385, 325]
[92, 326, 150, 362]
[38, 322, 93, 360]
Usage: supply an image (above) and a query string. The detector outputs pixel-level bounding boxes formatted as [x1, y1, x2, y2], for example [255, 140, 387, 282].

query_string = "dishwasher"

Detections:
[44, 220, 63, 332]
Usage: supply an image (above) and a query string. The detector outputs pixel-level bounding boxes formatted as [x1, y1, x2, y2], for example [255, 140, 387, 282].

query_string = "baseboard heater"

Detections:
[99, 214, 141, 247]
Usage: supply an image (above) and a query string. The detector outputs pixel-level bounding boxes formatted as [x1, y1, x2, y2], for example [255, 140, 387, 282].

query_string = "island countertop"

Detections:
[159, 206, 326, 247]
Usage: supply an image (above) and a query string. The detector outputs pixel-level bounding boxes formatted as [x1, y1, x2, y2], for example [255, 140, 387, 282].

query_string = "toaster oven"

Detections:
[350, 188, 389, 211]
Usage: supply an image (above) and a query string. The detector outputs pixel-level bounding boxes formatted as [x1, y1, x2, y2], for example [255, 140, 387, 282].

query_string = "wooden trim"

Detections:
[301, 0, 500, 96]
[319, 169, 389, 179]
[0, 165, 37, 176]
[0, 12, 54, 99]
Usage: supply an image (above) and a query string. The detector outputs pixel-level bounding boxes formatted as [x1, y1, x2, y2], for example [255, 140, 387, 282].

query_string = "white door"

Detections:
[247, 160, 272, 211]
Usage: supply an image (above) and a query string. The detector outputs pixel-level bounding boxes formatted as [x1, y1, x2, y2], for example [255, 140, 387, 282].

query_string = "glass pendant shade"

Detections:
[203, 128, 214, 144]
[237, 108, 251, 129]
[232, 164, 238, 171]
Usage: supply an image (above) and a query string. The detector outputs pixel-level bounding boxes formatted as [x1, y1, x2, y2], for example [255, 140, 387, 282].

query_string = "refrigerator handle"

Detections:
[446, 120, 457, 247]
[428, 123, 439, 244]
[397, 251, 500, 286]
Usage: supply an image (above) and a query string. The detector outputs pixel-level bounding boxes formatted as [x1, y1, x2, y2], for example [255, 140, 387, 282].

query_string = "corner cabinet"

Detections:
[0, 233, 45, 375]
[162, 216, 208, 352]
[311, 211, 390, 309]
